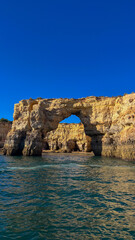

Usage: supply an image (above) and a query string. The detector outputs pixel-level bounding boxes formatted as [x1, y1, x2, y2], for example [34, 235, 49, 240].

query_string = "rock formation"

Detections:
[0, 121, 12, 148]
[43, 123, 91, 153]
[3, 93, 135, 160]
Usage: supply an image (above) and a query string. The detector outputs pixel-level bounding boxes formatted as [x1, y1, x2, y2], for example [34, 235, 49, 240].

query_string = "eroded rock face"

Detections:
[3, 93, 135, 160]
[0, 122, 12, 148]
[43, 123, 91, 153]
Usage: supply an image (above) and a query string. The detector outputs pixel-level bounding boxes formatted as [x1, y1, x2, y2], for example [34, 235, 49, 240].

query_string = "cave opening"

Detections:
[43, 114, 93, 154]
[44, 141, 50, 150]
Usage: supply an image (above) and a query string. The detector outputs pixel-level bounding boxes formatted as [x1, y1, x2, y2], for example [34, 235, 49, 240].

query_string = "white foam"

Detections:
[0, 163, 134, 171]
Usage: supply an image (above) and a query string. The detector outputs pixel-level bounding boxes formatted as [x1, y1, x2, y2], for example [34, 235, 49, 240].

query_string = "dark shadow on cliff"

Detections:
[91, 134, 103, 156]
[84, 124, 104, 156]
[69, 110, 104, 156]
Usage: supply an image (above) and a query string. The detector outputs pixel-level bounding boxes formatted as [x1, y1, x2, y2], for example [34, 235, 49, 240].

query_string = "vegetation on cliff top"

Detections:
[0, 118, 12, 123]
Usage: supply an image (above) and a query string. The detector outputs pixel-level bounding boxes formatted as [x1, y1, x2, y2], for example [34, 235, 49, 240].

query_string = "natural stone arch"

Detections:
[3, 94, 135, 160]
[43, 115, 92, 153]
[4, 98, 93, 156]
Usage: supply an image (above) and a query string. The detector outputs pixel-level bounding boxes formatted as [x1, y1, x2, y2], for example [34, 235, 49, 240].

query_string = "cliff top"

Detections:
[0, 118, 12, 124]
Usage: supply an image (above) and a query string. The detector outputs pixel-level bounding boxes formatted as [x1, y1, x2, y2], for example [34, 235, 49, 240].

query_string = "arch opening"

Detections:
[60, 115, 81, 124]
[43, 115, 93, 154]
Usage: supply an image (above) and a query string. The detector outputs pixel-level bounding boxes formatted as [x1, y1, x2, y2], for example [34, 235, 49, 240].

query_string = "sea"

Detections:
[0, 153, 135, 240]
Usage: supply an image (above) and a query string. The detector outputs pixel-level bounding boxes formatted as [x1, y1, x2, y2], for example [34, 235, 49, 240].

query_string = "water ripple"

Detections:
[0, 154, 135, 239]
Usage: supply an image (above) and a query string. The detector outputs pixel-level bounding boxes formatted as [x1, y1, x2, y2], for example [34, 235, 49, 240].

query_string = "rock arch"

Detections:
[3, 94, 135, 160]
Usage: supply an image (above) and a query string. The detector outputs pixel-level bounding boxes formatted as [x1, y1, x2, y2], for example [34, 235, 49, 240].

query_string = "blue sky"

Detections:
[0, 0, 135, 122]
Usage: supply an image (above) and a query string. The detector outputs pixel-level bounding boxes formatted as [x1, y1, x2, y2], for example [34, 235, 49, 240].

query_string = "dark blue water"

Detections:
[0, 154, 135, 240]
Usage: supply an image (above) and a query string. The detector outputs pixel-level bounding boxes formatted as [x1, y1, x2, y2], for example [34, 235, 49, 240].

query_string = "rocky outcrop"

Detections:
[0, 121, 12, 148]
[43, 123, 91, 153]
[3, 93, 135, 160]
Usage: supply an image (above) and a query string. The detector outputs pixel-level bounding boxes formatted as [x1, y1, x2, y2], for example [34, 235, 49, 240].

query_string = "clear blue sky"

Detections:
[0, 0, 135, 122]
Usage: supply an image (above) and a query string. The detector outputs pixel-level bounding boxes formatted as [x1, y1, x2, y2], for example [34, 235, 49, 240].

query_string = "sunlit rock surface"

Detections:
[43, 123, 91, 153]
[3, 93, 135, 160]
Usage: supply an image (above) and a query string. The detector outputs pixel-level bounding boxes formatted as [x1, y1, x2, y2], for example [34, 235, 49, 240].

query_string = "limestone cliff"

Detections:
[0, 121, 12, 148]
[3, 93, 135, 160]
[44, 123, 91, 152]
